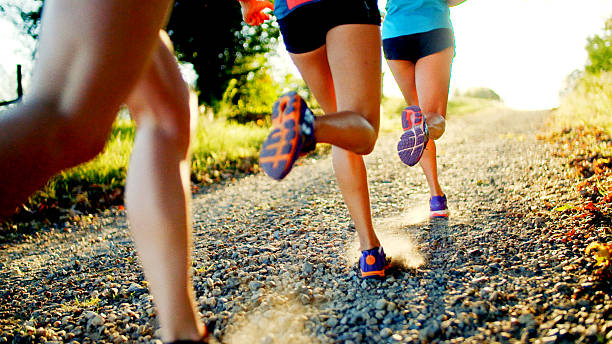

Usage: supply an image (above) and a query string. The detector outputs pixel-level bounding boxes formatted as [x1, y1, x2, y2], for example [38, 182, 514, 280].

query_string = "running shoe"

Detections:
[397, 105, 429, 166]
[430, 194, 449, 218]
[259, 92, 316, 180]
[359, 247, 391, 279]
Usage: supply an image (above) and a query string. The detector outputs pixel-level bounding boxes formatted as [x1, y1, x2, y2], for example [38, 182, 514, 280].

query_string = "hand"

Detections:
[447, 0, 467, 7]
[240, 0, 274, 26]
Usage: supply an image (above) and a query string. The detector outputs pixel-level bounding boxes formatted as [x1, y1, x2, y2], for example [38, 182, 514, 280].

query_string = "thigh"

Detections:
[30, 0, 172, 132]
[289, 46, 337, 114]
[414, 47, 454, 116]
[386, 59, 418, 106]
[326, 24, 382, 131]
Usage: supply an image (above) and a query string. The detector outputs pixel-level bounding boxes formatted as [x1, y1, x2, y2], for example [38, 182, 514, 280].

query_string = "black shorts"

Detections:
[383, 28, 455, 63]
[278, 0, 381, 54]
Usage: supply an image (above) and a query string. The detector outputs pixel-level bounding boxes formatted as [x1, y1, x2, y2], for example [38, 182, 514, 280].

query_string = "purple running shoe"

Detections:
[259, 92, 315, 180]
[430, 194, 449, 218]
[359, 247, 391, 279]
[397, 106, 429, 166]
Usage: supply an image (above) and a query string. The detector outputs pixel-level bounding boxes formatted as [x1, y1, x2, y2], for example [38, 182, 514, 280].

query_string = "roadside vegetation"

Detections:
[540, 17, 612, 284]
[0, 81, 499, 240]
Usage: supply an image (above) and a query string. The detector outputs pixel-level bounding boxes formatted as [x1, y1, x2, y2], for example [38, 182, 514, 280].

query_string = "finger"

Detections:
[250, 14, 262, 26]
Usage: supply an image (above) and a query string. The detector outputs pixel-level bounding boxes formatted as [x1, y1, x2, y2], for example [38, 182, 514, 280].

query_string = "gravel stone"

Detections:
[380, 327, 393, 338]
[375, 299, 388, 310]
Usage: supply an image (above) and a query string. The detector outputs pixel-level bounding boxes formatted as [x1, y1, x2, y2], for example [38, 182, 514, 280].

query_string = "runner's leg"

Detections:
[414, 47, 454, 197]
[327, 24, 382, 250]
[125, 31, 205, 342]
[386, 46, 453, 197]
[288, 23, 382, 251]
[0, 1, 207, 341]
[289, 52, 378, 153]
[385, 59, 418, 105]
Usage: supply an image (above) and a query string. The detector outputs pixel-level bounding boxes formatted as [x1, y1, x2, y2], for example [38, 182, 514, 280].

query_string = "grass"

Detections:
[553, 71, 612, 134]
[191, 117, 268, 183]
[1, 114, 270, 234]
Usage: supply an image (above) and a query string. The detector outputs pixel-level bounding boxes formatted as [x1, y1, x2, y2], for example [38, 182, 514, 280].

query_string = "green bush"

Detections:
[555, 16, 612, 134]
[585, 17, 612, 74]
[218, 72, 279, 123]
[457, 87, 502, 101]
[217, 55, 280, 123]
[190, 117, 269, 183]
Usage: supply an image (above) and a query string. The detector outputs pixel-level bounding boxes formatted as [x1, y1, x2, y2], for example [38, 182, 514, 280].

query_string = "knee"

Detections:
[159, 112, 192, 155]
[61, 117, 111, 163]
[424, 112, 446, 140]
[50, 106, 114, 166]
[355, 116, 378, 155]
[358, 130, 377, 155]
[131, 98, 193, 154]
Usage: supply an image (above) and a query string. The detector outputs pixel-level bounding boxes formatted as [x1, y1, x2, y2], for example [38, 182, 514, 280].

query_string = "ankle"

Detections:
[359, 240, 381, 252]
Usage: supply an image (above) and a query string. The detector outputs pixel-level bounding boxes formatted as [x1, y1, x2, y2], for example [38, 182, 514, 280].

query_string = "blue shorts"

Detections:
[383, 28, 455, 63]
[278, 0, 381, 54]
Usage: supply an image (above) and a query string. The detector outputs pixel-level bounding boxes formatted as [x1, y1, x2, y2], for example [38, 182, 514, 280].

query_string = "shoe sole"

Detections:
[360, 259, 391, 279]
[259, 92, 305, 180]
[397, 107, 429, 166]
[430, 209, 449, 218]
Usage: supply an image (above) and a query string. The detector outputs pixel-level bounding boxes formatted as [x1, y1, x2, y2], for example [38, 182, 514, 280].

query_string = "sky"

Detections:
[445, 0, 612, 110]
[0, 0, 37, 101]
[1, 0, 611, 110]
[0, 18, 33, 102]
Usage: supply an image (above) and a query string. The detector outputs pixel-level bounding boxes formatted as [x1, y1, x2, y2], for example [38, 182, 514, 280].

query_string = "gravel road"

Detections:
[1, 107, 610, 344]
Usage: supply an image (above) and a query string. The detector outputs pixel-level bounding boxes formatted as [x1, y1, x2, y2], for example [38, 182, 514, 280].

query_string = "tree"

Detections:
[0, 0, 42, 40]
[585, 17, 612, 74]
[161, 1, 281, 106]
[461, 87, 502, 101]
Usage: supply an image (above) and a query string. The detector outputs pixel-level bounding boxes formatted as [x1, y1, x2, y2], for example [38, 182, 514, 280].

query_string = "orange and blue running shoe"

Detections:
[360, 247, 391, 279]
[430, 194, 449, 218]
[397, 105, 429, 166]
[259, 92, 316, 180]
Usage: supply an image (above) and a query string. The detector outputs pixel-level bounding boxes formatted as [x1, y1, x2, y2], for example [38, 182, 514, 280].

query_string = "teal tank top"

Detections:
[382, 0, 452, 40]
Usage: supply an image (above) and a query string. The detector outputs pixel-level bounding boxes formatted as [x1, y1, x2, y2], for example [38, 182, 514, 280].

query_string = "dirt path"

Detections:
[1, 108, 609, 343]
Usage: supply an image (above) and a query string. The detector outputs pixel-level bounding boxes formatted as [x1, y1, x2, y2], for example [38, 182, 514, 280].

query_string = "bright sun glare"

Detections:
[444, 0, 612, 110]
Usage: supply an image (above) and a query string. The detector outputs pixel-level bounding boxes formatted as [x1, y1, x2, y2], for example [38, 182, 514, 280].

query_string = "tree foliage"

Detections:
[459, 87, 502, 101]
[163, 1, 280, 105]
[1, 0, 42, 41]
[585, 17, 612, 74]
[218, 55, 280, 122]
[9, 0, 280, 106]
